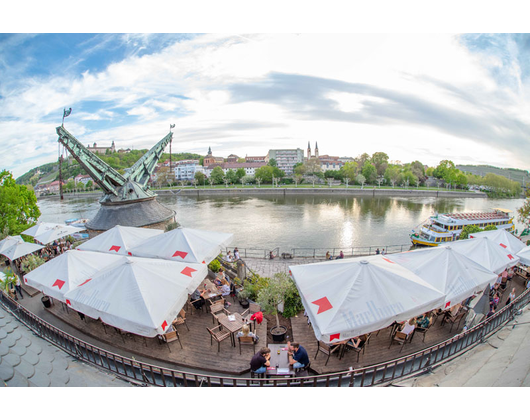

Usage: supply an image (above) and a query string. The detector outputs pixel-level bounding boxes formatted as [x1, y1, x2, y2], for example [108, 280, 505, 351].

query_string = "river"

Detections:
[37, 194, 526, 251]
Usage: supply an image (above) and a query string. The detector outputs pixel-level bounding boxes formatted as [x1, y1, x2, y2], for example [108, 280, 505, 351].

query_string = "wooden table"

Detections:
[266, 344, 294, 377]
[218, 312, 247, 346]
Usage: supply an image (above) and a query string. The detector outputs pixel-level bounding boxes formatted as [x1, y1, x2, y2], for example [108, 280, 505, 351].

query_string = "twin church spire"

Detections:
[307, 141, 319, 159]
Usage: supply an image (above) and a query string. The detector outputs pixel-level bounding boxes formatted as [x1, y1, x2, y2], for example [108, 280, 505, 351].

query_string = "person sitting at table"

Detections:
[218, 279, 231, 297]
[346, 336, 362, 348]
[237, 324, 259, 343]
[250, 347, 271, 375]
[287, 341, 309, 369]
[190, 288, 206, 310]
[416, 312, 433, 329]
[400, 319, 416, 336]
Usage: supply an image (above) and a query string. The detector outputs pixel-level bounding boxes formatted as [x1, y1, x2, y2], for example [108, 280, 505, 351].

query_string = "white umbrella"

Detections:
[386, 246, 497, 310]
[33, 225, 84, 245]
[22, 222, 70, 238]
[444, 237, 520, 274]
[469, 229, 526, 255]
[77, 225, 163, 256]
[0, 240, 44, 261]
[0, 236, 23, 253]
[23, 250, 123, 302]
[289, 255, 445, 344]
[129, 227, 233, 265]
[64, 256, 208, 337]
[517, 246, 530, 265]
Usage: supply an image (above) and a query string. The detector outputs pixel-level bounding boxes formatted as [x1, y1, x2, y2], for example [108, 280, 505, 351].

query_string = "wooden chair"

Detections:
[210, 302, 230, 324]
[157, 330, 183, 352]
[388, 331, 412, 352]
[172, 309, 189, 331]
[341, 336, 368, 362]
[295, 361, 311, 377]
[188, 295, 205, 315]
[314, 341, 341, 366]
[442, 309, 468, 332]
[238, 335, 256, 355]
[207, 325, 231, 352]
[413, 322, 432, 342]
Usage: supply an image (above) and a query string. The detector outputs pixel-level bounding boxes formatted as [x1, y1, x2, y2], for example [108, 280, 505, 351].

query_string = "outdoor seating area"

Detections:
[3, 221, 530, 381]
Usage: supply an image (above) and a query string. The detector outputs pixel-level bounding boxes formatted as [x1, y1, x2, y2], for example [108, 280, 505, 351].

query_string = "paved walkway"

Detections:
[243, 256, 323, 277]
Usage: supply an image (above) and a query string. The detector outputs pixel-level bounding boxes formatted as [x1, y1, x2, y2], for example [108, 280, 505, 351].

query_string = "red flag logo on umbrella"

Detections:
[161, 321, 168, 331]
[500, 243, 507, 249]
[79, 278, 92, 287]
[109, 245, 121, 252]
[53, 279, 65, 290]
[66, 299, 71, 306]
[172, 250, 188, 259]
[508, 254, 514, 260]
[181, 266, 197, 277]
[312, 297, 333, 314]
[330, 333, 340, 341]
[445, 301, 451, 308]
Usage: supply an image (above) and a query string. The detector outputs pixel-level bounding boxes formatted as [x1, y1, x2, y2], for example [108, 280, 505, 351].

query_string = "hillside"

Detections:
[456, 164, 529, 187]
[16, 150, 202, 186]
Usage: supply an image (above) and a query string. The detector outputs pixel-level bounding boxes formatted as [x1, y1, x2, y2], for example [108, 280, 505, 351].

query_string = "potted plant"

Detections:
[0, 268, 17, 300]
[257, 272, 294, 342]
[237, 288, 251, 309]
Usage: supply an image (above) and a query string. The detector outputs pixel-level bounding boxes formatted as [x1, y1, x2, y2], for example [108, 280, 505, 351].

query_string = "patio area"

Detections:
[15, 273, 527, 378]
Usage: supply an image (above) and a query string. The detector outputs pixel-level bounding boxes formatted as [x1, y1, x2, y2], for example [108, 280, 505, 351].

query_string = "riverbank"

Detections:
[38, 186, 488, 201]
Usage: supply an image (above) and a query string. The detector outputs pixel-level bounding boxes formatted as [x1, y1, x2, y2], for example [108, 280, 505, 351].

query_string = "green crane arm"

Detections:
[56, 126, 126, 196]
[125, 132, 173, 187]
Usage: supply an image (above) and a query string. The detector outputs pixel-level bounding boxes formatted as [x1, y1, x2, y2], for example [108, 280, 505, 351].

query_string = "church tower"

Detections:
[315, 142, 319, 159]
[307, 141, 311, 159]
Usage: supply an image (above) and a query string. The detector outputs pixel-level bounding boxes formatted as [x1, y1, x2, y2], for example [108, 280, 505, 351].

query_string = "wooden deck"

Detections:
[24, 275, 528, 378]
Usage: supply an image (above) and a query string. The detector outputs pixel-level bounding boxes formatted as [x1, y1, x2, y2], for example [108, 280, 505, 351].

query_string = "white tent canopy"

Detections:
[0, 239, 43, 261]
[23, 250, 123, 301]
[289, 255, 445, 344]
[64, 256, 208, 337]
[444, 237, 520, 274]
[33, 225, 84, 245]
[386, 246, 497, 310]
[77, 225, 163, 256]
[129, 227, 233, 265]
[0, 236, 23, 253]
[22, 222, 74, 238]
[469, 229, 526, 255]
[517, 246, 530, 265]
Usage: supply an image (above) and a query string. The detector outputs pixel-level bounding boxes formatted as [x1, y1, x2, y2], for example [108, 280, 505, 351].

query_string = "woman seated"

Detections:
[237, 324, 259, 343]
[400, 319, 416, 336]
[218, 279, 231, 296]
[416, 312, 432, 329]
[190, 288, 206, 309]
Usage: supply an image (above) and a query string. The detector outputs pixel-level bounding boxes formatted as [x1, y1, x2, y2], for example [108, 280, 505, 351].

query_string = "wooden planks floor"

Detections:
[32, 275, 527, 377]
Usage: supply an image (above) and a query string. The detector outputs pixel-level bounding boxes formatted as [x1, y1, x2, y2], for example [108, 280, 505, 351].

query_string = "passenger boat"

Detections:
[65, 218, 89, 228]
[410, 208, 515, 247]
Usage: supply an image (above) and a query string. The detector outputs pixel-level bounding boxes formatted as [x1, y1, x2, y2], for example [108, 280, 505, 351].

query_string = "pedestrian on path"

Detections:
[14, 278, 24, 300]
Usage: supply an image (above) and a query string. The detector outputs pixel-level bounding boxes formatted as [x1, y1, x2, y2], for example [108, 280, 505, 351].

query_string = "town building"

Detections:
[267, 148, 304, 175]
[226, 154, 239, 163]
[87, 141, 116, 155]
[203, 147, 224, 166]
[245, 155, 267, 163]
[203, 162, 267, 178]
[74, 174, 93, 185]
[173, 160, 204, 181]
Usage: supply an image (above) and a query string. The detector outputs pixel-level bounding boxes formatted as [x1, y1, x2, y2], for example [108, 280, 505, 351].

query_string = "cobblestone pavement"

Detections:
[243, 256, 325, 277]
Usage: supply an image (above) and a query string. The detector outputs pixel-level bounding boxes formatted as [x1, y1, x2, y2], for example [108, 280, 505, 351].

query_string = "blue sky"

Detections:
[1, 17, 530, 179]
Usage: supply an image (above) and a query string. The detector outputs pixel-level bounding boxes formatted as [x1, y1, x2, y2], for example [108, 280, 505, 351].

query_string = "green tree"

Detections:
[340, 161, 358, 181]
[361, 162, 377, 184]
[459, 225, 482, 240]
[235, 168, 246, 182]
[254, 165, 274, 183]
[517, 190, 530, 231]
[433, 160, 455, 180]
[384, 164, 401, 188]
[257, 272, 298, 330]
[268, 158, 278, 167]
[210, 166, 225, 184]
[371, 152, 389, 176]
[85, 180, 93, 190]
[0, 170, 41, 235]
[225, 169, 238, 184]
[194, 171, 206, 186]
[356, 173, 366, 187]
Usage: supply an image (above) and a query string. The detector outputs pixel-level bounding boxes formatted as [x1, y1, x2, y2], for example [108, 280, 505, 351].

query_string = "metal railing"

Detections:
[225, 245, 413, 260]
[1, 286, 529, 387]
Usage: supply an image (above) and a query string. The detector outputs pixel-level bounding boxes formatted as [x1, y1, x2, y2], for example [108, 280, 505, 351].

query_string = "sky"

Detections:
[2, 7, 530, 179]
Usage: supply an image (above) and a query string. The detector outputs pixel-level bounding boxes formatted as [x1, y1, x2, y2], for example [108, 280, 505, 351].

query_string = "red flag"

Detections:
[382, 257, 394, 264]
[499, 243, 507, 249]
[161, 320, 168, 331]
[172, 250, 188, 259]
[181, 266, 197, 277]
[330, 333, 340, 341]
[79, 278, 92, 287]
[52, 279, 65, 290]
[445, 301, 451, 308]
[109, 245, 121, 252]
[508, 254, 514, 260]
[312, 297, 333, 314]
[66, 299, 71, 306]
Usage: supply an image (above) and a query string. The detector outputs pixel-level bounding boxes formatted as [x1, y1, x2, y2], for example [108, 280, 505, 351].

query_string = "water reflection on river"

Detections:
[37, 194, 525, 250]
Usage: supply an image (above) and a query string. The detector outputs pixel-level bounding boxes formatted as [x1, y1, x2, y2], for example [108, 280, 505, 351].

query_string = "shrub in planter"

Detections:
[208, 258, 221, 273]
[257, 272, 297, 339]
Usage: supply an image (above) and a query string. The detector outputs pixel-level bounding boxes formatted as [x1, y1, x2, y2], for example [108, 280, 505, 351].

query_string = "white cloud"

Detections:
[1, 33, 530, 178]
